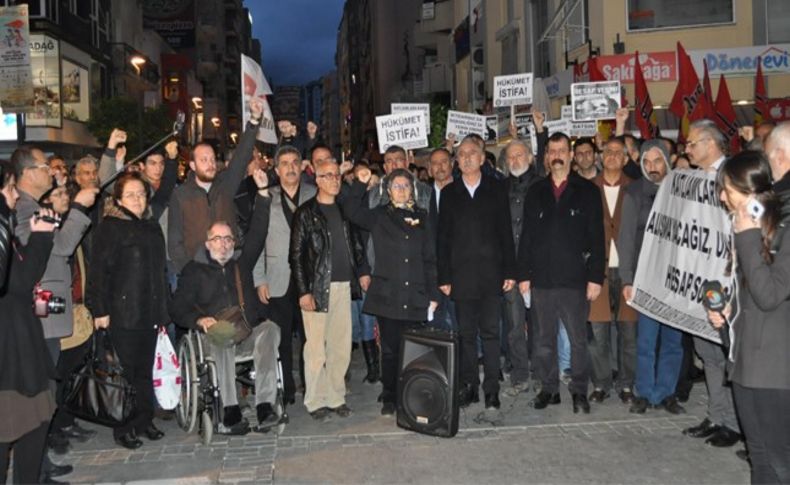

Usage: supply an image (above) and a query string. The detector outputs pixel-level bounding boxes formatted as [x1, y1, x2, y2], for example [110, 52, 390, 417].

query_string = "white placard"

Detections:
[561, 105, 573, 120]
[493, 72, 534, 108]
[528, 119, 570, 155]
[445, 110, 486, 140]
[375, 111, 428, 154]
[570, 121, 598, 137]
[391, 103, 430, 133]
[241, 54, 277, 144]
[631, 169, 733, 344]
[513, 113, 533, 138]
[571, 80, 621, 122]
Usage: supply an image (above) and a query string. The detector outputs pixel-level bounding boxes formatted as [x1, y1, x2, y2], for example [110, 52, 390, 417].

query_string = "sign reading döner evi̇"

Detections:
[689, 44, 790, 77]
[597, 51, 677, 83]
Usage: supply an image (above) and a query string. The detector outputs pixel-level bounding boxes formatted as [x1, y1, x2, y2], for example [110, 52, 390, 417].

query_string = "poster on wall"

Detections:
[61, 59, 89, 121]
[0, 5, 34, 112]
[27, 33, 61, 127]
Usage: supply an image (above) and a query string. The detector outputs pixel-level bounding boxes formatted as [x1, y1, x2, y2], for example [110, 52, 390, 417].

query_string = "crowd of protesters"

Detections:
[0, 95, 788, 483]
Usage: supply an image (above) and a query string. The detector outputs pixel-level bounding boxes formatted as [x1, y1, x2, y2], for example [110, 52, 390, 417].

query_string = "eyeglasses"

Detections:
[390, 183, 411, 191]
[208, 235, 235, 244]
[685, 138, 710, 150]
[30, 163, 50, 172]
[316, 172, 341, 180]
[121, 191, 147, 200]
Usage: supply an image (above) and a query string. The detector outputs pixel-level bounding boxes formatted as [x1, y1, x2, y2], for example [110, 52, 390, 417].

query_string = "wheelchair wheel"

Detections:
[200, 410, 213, 446]
[176, 334, 199, 433]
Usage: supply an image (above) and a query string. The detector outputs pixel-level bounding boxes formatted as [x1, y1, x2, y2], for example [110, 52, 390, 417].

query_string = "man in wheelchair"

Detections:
[171, 170, 280, 435]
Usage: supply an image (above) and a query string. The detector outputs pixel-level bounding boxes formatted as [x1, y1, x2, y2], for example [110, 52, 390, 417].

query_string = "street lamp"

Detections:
[130, 55, 146, 75]
[211, 116, 221, 128]
[191, 96, 203, 109]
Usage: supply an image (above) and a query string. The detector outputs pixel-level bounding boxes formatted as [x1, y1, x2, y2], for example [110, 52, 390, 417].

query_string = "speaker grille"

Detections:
[400, 369, 448, 429]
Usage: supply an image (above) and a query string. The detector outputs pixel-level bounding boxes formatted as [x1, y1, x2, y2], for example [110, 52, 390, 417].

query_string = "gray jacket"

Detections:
[252, 183, 316, 298]
[15, 191, 91, 339]
[731, 229, 790, 390]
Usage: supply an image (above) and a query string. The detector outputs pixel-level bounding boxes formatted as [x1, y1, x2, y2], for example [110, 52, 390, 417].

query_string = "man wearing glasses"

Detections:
[290, 159, 366, 421]
[171, 169, 282, 435]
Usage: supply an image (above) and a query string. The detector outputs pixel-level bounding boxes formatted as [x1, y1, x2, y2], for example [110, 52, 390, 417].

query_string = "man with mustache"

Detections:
[252, 145, 316, 404]
[168, 98, 264, 273]
[517, 132, 605, 414]
[617, 139, 686, 415]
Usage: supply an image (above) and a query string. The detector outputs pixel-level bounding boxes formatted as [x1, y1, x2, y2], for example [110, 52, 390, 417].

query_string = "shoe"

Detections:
[560, 369, 572, 385]
[332, 404, 353, 418]
[253, 403, 280, 432]
[588, 388, 609, 403]
[284, 394, 296, 406]
[658, 396, 686, 415]
[361, 340, 380, 383]
[47, 431, 71, 455]
[381, 402, 396, 416]
[629, 397, 650, 414]
[44, 463, 73, 479]
[309, 407, 333, 422]
[218, 418, 251, 435]
[705, 427, 742, 447]
[531, 391, 561, 410]
[735, 449, 749, 462]
[683, 418, 720, 438]
[619, 388, 635, 404]
[61, 422, 97, 443]
[572, 393, 590, 414]
[141, 423, 165, 440]
[458, 384, 480, 408]
[40, 476, 69, 484]
[114, 431, 143, 450]
[675, 390, 690, 403]
[504, 381, 530, 397]
[484, 392, 501, 410]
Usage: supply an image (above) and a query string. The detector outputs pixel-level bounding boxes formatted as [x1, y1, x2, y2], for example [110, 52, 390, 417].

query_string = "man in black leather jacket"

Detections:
[289, 159, 365, 421]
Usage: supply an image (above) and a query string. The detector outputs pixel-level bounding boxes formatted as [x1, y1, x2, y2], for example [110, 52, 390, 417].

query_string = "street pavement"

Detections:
[44, 348, 749, 484]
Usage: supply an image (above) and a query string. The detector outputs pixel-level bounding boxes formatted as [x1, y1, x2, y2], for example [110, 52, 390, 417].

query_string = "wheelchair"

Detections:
[175, 329, 289, 445]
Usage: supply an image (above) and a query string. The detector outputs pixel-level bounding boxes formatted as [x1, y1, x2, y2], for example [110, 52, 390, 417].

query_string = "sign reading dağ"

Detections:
[689, 44, 790, 77]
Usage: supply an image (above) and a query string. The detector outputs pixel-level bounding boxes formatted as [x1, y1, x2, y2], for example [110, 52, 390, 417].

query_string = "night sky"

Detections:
[247, 0, 345, 87]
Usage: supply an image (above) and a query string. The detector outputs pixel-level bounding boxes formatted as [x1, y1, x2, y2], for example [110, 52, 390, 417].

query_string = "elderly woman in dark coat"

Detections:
[87, 172, 169, 450]
[340, 167, 439, 416]
[0, 160, 60, 484]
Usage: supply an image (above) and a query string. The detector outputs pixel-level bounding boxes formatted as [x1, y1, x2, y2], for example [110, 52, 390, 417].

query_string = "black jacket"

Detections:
[290, 197, 365, 312]
[0, 196, 11, 287]
[170, 194, 271, 329]
[341, 180, 439, 321]
[86, 206, 169, 330]
[437, 175, 516, 299]
[506, 167, 543, 254]
[517, 173, 605, 289]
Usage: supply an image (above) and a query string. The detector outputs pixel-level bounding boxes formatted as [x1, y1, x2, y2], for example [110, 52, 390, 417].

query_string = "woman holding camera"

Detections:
[0, 160, 61, 483]
[709, 151, 790, 483]
[87, 172, 169, 450]
[340, 167, 438, 416]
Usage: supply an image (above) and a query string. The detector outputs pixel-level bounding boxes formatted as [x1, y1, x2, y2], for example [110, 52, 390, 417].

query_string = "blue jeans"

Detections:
[557, 319, 571, 372]
[351, 296, 376, 342]
[635, 312, 683, 405]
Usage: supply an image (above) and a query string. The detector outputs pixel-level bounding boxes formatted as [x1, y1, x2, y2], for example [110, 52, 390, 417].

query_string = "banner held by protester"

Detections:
[631, 169, 733, 344]
[375, 111, 428, 153]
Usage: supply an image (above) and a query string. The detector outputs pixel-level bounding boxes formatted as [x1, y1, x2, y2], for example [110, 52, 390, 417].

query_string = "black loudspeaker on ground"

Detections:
[396, 327, 459, 438]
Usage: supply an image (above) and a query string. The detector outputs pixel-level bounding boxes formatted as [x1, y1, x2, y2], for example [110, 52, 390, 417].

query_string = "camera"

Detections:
[34, 286, 66, 317]
[33, 210, 61, 228]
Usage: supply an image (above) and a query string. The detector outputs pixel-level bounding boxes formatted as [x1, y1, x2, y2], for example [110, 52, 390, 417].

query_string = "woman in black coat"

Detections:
[87, 172, 169, 450]
[341, 167, 439, 415]
[0, 160, 61, 483]
[708, 151, 790, 483]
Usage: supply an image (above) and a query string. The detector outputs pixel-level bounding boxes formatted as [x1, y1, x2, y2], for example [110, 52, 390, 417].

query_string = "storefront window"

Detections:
[61, 58, 88, 121]
[627, 0, 734, 31]
[27, 33, 61, 127]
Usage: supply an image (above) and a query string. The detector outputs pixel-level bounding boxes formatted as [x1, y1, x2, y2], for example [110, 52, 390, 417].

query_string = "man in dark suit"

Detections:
[427, 147, 456, 331]
[517, 132, 605, 414]
[437, 136, 516, 410]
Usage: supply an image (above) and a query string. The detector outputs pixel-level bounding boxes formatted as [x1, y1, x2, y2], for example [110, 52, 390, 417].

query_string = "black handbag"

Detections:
[62, 329, 137, 428]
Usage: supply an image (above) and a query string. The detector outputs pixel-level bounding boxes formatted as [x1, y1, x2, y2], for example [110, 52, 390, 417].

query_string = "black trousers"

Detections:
[530, 288, 591, 395]
[455, 296, 502, 394]
[675, 332, 696, 397]
[52, 338, 92, 431]
[110, 328, 157, 438]
[733, 383, 790, 484]
[378, 317, 419, 404]
[268, 279, 305, 399]
[0, 421, 49, 484]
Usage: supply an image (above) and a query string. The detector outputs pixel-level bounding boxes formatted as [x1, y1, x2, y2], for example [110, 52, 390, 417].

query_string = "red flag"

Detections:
[714, 74, 740, 155]
[754, 56, 771, 125]
[700, 60, 715, 119]
[633, 51, 660, 139]
[588, 56, 606, 82]
[669, 42, 709, 123]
